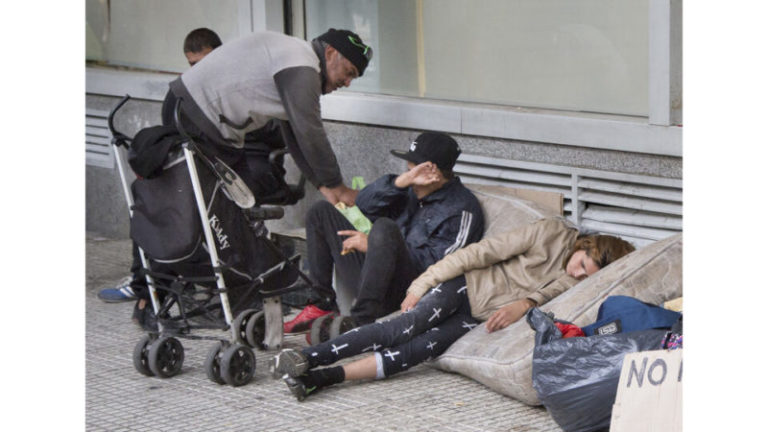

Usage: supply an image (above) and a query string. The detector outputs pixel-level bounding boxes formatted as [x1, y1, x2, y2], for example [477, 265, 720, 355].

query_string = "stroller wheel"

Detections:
[148, 336, 185, 378]
[204, 343, 226, 385]
[132, 335, 155, 377]
[329, 315, 357, 339]
[245, 311, 267, 350]
[309, 314, 334, 346]
[232, 309, 260, 347]
[220, 345, 256, 387]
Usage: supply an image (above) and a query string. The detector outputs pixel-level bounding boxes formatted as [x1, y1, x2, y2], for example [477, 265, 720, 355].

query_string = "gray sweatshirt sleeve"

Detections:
[276, 120, 320, 187]
[273, 66, 343, 188]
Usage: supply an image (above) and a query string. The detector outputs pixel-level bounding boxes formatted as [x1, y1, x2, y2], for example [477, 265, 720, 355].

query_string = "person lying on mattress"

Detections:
[272, 217, 635, 401]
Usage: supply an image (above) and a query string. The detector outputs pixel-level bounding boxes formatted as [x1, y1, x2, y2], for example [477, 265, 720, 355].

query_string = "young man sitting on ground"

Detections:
[284, 132, 485, 332]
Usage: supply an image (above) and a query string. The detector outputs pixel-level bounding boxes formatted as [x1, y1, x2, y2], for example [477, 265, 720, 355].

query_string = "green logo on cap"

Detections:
[348, 35, 372, 60]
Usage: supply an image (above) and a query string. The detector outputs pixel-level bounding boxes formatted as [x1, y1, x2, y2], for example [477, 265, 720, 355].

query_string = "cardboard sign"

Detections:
[610, 349, 682, 432]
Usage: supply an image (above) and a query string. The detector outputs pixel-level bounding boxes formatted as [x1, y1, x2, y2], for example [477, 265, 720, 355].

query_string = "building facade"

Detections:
[86, 0, 682, 247]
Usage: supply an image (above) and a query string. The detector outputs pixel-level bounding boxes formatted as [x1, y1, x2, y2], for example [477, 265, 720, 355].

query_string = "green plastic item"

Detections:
[335, 203, 372, 234]
[351, 176, 366, 190]
[336, 176, 371, 234]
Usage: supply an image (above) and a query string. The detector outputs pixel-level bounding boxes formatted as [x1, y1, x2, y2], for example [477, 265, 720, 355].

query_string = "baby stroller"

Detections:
[108, 95, 311, 386]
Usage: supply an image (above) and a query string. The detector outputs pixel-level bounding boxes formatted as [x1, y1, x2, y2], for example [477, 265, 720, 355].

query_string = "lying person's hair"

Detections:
[562, 234, 636, 270]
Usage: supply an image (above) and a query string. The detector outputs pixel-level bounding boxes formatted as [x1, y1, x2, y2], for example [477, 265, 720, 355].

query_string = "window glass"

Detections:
[304, 0, 649, 116]
[86, 0, 241, 73]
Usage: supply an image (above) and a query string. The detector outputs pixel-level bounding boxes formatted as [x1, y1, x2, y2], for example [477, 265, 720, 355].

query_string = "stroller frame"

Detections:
[108, 95, 311, 386]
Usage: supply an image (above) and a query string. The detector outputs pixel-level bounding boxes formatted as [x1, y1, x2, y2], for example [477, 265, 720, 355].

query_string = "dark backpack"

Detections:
[581, 295, 681, 336]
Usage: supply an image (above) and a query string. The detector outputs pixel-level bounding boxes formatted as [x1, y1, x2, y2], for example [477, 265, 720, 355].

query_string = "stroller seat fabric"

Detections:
[130, 152, 298, 318]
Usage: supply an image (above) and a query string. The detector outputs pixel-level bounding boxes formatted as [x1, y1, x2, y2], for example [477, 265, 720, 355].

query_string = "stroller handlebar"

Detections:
[107, 94, 132, 147]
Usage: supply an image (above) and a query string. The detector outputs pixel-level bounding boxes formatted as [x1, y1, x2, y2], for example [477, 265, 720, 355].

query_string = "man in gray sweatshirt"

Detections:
[168, 28, 372, 206]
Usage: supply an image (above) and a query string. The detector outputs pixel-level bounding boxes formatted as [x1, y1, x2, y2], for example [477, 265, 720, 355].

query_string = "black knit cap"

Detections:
[316, 28, 372, 77]
[390, 132, 462, 172]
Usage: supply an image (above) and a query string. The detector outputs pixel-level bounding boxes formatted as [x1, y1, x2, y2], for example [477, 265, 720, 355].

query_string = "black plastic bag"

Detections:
[527, 308, 668, 432]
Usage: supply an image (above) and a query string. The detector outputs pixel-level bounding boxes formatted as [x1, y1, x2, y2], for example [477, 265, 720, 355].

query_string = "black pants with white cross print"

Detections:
[300, 274, 478, 377]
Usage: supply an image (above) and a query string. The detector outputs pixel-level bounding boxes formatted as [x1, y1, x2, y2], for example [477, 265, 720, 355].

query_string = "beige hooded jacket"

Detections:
[406, 217, 580, 321]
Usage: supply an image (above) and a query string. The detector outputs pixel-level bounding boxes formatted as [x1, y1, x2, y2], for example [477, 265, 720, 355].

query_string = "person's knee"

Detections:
[368, 218, 400, 246]
[371, 217, 398, 232]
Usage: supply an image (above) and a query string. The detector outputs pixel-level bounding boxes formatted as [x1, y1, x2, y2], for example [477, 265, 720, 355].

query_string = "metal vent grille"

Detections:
[86, 109, 113, 168]
[455, 154, 682, 248]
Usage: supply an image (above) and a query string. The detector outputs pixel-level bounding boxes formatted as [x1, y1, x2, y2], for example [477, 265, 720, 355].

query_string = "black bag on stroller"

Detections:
[130, 149, 299, 319]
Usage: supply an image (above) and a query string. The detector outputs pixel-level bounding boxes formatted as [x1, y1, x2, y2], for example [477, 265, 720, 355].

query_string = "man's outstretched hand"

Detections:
[319, 184, 358, 207]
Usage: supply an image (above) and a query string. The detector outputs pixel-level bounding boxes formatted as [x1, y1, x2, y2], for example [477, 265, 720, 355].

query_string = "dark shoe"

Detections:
[271, 348, 309, 379]
[131, 300, 143, 325]
[142, 306, 158, 332]
[132, 300, 158, 332]
[283, 375, 318, 402]
[283, 304, 334, 333]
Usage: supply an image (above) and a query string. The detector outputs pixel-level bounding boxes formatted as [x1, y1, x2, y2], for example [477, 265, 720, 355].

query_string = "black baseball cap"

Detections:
[316, 28, 372, 76]
[390, 132, 462, 171]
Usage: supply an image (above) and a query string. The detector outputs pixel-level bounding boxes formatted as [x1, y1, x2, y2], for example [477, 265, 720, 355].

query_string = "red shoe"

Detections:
[284, 304, 333, 334]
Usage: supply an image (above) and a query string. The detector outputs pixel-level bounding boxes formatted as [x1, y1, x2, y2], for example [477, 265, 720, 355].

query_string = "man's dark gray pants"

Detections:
[305, 200, 420, 325]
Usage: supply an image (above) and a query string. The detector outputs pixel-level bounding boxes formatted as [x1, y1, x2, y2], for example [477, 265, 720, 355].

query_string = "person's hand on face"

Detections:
[394, 162, 440, 189]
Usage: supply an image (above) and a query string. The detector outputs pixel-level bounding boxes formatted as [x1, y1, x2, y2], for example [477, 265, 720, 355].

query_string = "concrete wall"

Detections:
[85, 94, 682, 239]
[86, 95, 161, 238]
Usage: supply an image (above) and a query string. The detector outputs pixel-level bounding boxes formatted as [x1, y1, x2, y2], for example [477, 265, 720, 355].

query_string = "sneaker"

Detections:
[271, 349, 309, 379]
[283, 375, 318, 402]
[97, 276, 138, 303]
[283, 304, 333, 334]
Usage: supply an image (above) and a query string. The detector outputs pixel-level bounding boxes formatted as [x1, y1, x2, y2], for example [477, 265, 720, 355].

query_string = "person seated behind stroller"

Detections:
[283, 132, 485, 332]
[273, 218, 635, 401]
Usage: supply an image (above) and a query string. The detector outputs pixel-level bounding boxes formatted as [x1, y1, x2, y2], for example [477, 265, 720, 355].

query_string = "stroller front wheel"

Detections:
[220, 344, 256, 387]
[148, 336, 185, 378]
[245, 311, 267, 350]
[329, 315, 357, 339]
[308, 314, 335, 346]
[231, 308, 261, 347]
[204, 343, 226, 385]
[132, 334, 155, 377]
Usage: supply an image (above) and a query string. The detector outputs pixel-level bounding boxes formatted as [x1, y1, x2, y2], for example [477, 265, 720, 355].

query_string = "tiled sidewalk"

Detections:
[85, 235, 560, 432]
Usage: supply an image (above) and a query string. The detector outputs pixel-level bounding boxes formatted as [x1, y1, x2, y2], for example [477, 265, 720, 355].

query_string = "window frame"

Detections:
[85, 0, 682, 157]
